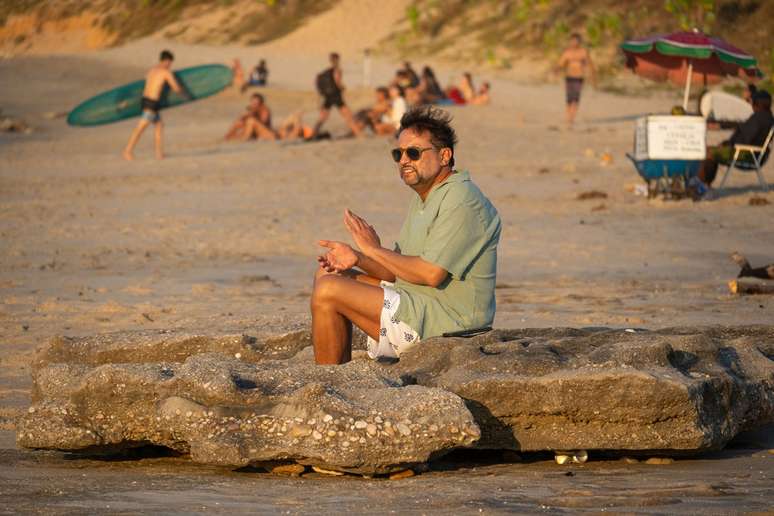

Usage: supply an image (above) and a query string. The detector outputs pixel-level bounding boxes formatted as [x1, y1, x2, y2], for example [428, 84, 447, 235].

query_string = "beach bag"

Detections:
[316, 68, 338, 97]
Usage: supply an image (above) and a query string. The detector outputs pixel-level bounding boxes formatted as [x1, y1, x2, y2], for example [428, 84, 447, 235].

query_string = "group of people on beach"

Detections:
[223, 52, 493, 143]
[123, 40, 587, 160]
[391, 61, 491, 107]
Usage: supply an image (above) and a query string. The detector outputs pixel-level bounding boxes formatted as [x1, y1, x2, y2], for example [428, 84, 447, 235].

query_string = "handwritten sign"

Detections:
[634, 116, 706, 160]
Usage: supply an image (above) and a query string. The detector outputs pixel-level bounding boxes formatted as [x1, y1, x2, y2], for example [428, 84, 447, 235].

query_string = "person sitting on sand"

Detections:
[459, 72, 476, 102]
[312, 52, 362, 138]
[698, 89, 773, 186]
[225, 93, 275, 141]
[557, 33, 597, 128]
[241, 59, 268, 93]
[371, 85, 407, 135]
[393, 70, 413, 90]
[311, 106, 501, 364]
[445, 73, 475, 105]
[276, 112, 315, 141]
[418, 66, 446, 104]
[403, 61, 420, 89]
[469, 82, 491, 106]
[354, 87, 391, 133]
[123, 50, 188, 161]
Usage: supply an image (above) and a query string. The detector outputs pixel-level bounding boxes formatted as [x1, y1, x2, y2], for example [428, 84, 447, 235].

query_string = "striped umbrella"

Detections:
[621, 30, 761, 110]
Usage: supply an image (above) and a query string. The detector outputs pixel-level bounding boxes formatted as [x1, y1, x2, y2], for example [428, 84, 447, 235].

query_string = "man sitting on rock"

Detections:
[311, 106, 501, 364]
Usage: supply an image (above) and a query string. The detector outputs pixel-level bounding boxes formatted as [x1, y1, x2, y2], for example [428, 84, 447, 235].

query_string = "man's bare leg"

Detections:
[312, 108, 330, 136]
[311, 269, 383, 364]
[225, 119, 246, 140]
[339, 105, 362, 137]
[242, 118, 276, 141]
[123, 118, 151, 160]
[278, 112, 302, 139]
[154, 120, 164, 160]
[566, 102, 578, 127]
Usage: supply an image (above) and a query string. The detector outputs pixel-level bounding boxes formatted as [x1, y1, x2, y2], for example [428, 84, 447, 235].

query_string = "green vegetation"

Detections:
[380, 0, 773, 80]
[585, 12, 622, 48]
[664, 0, 716, 32]
[3, 0, 772, 83]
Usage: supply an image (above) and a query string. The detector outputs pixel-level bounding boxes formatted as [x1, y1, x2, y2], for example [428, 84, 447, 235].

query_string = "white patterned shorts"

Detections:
[366, 283, 420, 360]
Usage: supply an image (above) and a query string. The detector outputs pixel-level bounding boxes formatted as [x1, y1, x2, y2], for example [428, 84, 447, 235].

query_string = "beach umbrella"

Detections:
[621, 30, 761, 110]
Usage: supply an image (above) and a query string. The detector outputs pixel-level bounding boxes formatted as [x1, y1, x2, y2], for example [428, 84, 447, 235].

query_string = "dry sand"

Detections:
[1, 32, 773, 512]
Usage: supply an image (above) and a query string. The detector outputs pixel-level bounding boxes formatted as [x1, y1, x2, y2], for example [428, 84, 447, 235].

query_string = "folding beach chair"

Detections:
[716, 127, 773, 193]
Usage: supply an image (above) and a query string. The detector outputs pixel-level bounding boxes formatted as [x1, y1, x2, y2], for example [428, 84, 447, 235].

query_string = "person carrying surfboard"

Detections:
[123, 50, 188, 161]
[312, 52, 362, 138]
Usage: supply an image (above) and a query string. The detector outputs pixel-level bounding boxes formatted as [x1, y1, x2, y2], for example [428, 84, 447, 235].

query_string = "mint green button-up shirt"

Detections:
[393, 170, 501, 339]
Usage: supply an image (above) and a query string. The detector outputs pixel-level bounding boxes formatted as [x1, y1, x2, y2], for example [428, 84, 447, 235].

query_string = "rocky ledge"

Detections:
[17, 326, 774, 472]
[394, 326, 774, 452]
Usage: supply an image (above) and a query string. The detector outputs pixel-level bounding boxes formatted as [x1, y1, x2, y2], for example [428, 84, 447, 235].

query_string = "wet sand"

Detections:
[1, 44, 773, 512]
[1, 428, 772, 514]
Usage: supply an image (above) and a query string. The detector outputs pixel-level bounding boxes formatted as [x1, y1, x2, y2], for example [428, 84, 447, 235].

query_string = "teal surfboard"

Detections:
[67, 64, 233, 127]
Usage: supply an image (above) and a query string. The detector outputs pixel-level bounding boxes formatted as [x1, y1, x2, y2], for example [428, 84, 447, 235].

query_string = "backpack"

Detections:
[315, 68, 339, 97]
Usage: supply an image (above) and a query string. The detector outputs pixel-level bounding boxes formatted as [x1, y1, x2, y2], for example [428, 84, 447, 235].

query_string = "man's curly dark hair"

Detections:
[399, 106, 458, 168]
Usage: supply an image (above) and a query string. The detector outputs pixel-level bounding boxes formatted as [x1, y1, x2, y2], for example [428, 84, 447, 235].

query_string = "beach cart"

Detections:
[626, 115, 706, 198]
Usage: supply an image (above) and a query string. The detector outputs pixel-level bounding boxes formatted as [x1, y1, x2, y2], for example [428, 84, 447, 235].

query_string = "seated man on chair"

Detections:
[699, 89, 773, 186]
[311, 107, 501, 364]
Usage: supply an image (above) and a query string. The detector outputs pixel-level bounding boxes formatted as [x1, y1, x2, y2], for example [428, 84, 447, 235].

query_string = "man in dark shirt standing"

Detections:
[312, 52, 362, 138]
[700, 89, 774, 185]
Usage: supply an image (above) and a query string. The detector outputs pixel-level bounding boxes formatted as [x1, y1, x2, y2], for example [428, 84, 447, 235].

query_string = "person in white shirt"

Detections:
[372, 85, 407, 135]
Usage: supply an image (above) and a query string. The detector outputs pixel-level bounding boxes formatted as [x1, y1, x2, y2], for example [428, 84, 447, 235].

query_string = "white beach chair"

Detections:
[716, 127, 773, 192]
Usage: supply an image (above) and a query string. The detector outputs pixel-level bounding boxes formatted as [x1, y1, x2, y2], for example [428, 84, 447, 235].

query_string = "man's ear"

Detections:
[440, 147, 453, 167]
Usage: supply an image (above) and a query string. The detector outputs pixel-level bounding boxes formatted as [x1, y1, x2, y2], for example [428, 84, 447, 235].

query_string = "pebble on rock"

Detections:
[645, 457, 674, 465]
[269, 463, 306, 476]
[312, 466, 344, 476]
[388, 469, 415, 480]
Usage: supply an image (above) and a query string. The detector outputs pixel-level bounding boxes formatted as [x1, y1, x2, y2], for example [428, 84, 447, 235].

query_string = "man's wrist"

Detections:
[360, 244, 380, 259]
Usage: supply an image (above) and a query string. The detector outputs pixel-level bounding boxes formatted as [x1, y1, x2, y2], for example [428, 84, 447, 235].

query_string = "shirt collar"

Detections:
[418, 170, 469, 204]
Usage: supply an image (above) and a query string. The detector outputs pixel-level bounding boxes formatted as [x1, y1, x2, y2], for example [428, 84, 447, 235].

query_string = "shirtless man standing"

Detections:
[557, 34, 597, 127]
[123, 50, 186, 160]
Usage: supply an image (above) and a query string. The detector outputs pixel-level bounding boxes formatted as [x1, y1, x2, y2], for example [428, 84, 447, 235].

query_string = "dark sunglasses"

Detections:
[391, 146, 434, 162]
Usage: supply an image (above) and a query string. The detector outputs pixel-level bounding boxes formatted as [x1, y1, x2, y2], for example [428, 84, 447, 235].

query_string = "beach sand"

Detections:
[1, 33, 773, 512]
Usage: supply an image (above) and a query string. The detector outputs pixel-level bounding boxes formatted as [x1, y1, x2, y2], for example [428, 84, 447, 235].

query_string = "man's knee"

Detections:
[311, 274, 342, 308]
[313, 266, 335, 283]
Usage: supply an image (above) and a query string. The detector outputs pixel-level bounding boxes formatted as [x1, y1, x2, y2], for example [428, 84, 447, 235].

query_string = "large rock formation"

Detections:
[17, 331, 478, 474]
[393, 326, 774, 453]
[17, 326, 774, 471]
